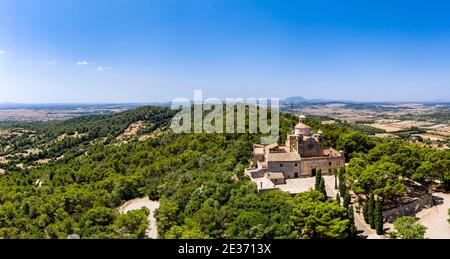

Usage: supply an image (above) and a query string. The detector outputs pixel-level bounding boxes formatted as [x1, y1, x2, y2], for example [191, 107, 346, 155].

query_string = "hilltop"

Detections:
[0, 105, 448, 239]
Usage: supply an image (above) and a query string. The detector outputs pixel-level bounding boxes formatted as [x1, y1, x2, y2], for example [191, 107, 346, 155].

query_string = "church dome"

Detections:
[295, 122, 310, 129]
[294, 122, 311, 136]
[295, 114, 311, 135]
[299, 114, 307, 124]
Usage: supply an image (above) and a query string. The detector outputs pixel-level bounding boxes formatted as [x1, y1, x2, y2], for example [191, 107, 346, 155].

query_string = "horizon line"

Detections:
[1, 99, 449, 106]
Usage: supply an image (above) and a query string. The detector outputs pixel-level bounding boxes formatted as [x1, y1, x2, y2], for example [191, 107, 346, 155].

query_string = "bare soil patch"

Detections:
[117, 121, 146, 140]
[36, 159, 50, 164]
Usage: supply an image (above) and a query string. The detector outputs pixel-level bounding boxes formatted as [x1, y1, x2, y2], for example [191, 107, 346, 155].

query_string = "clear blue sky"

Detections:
[0, 0, 449, 103]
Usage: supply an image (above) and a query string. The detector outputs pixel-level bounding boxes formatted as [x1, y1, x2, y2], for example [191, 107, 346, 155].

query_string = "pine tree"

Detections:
[348, 206, 358, 238]
[336, 193, 341, 204]
[374, 199, 384, 235]
[343, 190, 351, 210]
[368, 196, 376, 229]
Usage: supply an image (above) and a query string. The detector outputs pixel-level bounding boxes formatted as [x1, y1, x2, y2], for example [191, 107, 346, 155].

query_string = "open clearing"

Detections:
[117, 121, 146, 140]
[36, 159, 50, 164]
[0, 157, 8, 164]
[417, 192, 450, 239]
[384, 192, 450, 239]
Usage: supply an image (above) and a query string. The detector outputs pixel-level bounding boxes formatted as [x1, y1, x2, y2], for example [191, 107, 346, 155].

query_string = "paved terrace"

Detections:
[277, 175, 339, 196]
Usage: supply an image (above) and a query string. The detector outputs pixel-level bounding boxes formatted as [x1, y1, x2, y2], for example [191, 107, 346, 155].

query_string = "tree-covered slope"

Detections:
[0, 106, 448, 239]
[0, 106, 177, 168]
[0, 107, 355, 239]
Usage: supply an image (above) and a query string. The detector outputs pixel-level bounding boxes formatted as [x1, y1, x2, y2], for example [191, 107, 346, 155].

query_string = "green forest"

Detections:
[0, 106, 448, 239]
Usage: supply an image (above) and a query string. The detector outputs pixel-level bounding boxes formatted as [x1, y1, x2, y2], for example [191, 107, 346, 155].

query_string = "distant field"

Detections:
[412, 133, 447, 142]
[370, 120, 435, 132]
[436, 127, 450, 137]
[282, 102, 450, 149]
[0, 103, 155, 121]
[0, 108, 128, 121]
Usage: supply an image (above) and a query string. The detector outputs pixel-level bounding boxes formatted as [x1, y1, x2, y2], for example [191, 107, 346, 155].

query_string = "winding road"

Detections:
[118, 197, 160, 239]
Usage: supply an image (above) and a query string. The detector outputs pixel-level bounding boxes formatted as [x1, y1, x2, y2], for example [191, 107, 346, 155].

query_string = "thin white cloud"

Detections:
[77, 60, 90, 66]
[0, 50, 6, 55]
[96, 66, 111, 72]
[47, 60, 57, 65]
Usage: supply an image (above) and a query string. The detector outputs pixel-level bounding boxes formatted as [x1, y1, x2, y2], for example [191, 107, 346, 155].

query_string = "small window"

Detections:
[295, 163, 298, 167]
[329, 162, 332, 166]
[280, 164, 283, 167]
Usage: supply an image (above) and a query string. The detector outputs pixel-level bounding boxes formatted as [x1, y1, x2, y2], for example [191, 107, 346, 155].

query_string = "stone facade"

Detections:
[245, 115, 345, 190]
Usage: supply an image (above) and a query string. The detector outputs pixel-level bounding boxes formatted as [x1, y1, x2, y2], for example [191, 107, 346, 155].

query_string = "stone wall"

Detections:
[383, 195, 435, 223]
[252, 153, 265, 167]
[245, 168, 267, 178]
[267, 161, 299, 178]
[300, 156, 344, 175]
[300, 137, 323, 157]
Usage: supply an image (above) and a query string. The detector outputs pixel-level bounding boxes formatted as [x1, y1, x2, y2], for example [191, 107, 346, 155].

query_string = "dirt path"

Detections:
[118, 197, 160, 239]
[354, 211, 385, 239]
[323, 175, 338, 198]
[417, 192, 450, 239]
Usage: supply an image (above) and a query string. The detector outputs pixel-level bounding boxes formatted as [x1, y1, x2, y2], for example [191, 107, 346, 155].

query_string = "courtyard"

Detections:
[277, 175, 339, 197]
